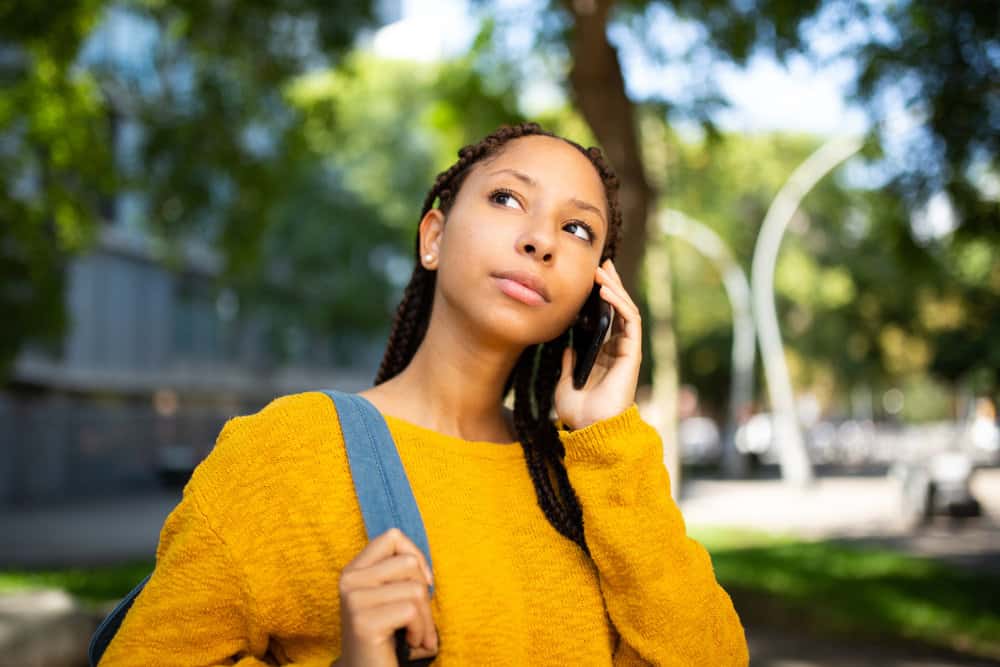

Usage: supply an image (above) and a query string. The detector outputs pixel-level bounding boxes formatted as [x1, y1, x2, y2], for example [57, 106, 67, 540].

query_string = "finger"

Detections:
[599, 273, 638, 314]
[604, 258, 623, 284]
[347, 581, 437, 651]
[358, 599, 430, 653]
[603, 333, 631, 357]
[600, 262, 638, 311]
[347, 553, 430, 591]
[596, 271, 639, 320]
[595, 267, 626, 305]
[409, 645, 439, 660]
[596, 262, 621, 289]
[599, 284, 640, 328]
[598, 285, 641, 346]
[350, 528, 433, 586]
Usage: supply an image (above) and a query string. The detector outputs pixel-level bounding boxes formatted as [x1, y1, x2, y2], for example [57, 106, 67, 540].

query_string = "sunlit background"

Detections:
[1, 0, 998, 665]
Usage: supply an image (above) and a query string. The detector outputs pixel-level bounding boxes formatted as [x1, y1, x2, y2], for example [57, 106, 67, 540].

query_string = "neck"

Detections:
[381, 299, 526, 442]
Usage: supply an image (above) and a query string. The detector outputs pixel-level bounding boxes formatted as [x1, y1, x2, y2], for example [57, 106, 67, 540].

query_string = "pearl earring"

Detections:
[424, 254, 433, 262]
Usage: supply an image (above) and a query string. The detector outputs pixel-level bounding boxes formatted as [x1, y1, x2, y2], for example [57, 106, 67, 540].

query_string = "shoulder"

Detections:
[186, 391, 347, 507]
[227, 390, 338, 432]
[207, 391, 342, 461]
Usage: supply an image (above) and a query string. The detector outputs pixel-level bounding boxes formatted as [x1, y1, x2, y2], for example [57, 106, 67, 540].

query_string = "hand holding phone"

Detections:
[570, 282, 614, 390]
[557, 259, 642, 431]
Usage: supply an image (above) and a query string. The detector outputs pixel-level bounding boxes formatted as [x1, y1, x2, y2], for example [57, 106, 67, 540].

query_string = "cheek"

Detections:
[439, 212, 512, 275]
[434, 218, 497, 294]
[563, 280, 595, 320]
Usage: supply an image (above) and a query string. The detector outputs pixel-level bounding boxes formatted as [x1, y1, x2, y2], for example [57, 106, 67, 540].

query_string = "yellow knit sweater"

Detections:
[100, 391, 748, 666]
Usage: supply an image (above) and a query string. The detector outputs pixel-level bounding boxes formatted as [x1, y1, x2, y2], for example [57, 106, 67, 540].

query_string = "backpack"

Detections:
[89, 389, 436, 666]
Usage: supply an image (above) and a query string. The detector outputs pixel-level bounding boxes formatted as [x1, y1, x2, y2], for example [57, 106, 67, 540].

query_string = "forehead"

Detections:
[471, 135, 607, 206]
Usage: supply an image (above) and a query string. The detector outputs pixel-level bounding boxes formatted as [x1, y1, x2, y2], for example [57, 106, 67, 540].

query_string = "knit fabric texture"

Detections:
[99, 391, 748, 666]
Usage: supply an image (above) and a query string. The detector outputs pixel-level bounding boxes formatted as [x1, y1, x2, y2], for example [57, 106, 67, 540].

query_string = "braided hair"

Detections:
[374, 122, 624, 556]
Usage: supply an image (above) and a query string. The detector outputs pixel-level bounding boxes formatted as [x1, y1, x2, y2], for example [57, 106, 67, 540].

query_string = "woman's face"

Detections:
[423, 135, 610, 346]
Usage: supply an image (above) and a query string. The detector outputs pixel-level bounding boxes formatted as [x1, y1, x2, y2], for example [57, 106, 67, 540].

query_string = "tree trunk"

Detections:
[563, 0, 679, 490]
[562, 0, 652, 301]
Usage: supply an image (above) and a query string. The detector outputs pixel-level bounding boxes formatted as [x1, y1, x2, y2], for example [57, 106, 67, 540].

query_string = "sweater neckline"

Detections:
[381, 412, 526, 461]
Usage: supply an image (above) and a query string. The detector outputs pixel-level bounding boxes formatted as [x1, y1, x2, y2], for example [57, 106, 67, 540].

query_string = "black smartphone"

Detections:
[570, 282, 614, 390]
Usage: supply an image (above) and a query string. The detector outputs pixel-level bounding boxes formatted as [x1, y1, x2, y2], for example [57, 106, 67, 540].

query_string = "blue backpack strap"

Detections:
[320, 390, 434, 596]
[88, 572, 151, 665]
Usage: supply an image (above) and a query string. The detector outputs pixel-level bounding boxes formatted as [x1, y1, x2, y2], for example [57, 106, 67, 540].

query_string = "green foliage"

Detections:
[273, 43, 527, 351]
[611, 0, 999, 241]
[286, 42, 524, 235]
[651, 124, 867, 411]
[0, 1, 113, 373]
[696, 531, 1000, 659]
[613, 0, 821, 64]
[851, 0, 999, 241]
[650, 114, 997, 417]
[1, 0, 381, 372]
[0, 560, 153, 605]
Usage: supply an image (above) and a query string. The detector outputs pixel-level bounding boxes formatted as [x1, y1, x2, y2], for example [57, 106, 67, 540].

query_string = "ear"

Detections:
[418, 209, 445, 270]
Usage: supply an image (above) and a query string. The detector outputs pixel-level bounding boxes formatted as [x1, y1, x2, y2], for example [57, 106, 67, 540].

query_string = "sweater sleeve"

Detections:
[559, 404, 749, 667]
[98, 421, 334, 667]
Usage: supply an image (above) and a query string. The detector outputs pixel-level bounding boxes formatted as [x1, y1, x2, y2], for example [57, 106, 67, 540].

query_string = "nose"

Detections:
[517, 226, 555, 264]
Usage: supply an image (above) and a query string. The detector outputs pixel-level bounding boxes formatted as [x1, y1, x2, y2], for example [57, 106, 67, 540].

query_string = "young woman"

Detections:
[100, 122, 748, 666]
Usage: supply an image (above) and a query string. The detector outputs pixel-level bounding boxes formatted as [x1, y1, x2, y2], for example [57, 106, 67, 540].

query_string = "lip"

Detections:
[491, 270, 550, 304]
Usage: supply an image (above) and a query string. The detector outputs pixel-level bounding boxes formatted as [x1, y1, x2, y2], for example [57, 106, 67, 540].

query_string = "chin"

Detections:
[478, 308, 571, 347]
[441, 279, 572, 345]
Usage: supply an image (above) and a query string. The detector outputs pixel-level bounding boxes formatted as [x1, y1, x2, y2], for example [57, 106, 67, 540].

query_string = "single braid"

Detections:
[374, 122, 624, 556]
[512, 345, 580, 545]
[530, 335, 588, 548]
[374, 264, 434, 384]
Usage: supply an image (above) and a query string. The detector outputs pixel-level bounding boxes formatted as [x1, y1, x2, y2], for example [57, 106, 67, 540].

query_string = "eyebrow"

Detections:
[569, 197, 607, 227]
[488, 168, 607, 227]
[490, 168, 538, 187]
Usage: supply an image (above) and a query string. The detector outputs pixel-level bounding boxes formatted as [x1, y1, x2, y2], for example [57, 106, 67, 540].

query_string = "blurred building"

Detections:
[1, 222, 379, 509]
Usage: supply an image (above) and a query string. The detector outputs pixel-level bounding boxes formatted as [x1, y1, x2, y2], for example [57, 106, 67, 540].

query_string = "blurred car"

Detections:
[678, 416, 722, 464]
[967, 413, 999, 464]
[734, 412, 780, 464]
[895, 451, 982, 524]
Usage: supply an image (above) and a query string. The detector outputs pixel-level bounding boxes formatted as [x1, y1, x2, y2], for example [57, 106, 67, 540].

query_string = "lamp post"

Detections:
[658, 209, 755, 477]
[751, 135, 863, 486]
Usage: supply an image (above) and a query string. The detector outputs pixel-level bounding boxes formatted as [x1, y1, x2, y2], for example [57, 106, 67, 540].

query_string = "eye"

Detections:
[489, 188, 522, 210]
[565, 220, 595, 244]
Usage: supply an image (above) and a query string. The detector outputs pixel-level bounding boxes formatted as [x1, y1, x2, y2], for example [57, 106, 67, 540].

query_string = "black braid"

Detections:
[374, 122, 623, 556]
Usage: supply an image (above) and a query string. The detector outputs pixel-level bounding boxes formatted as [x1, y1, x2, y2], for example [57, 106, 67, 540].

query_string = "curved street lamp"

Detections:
[658, 209, 755, 478]
[751, 135, 864, 486]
